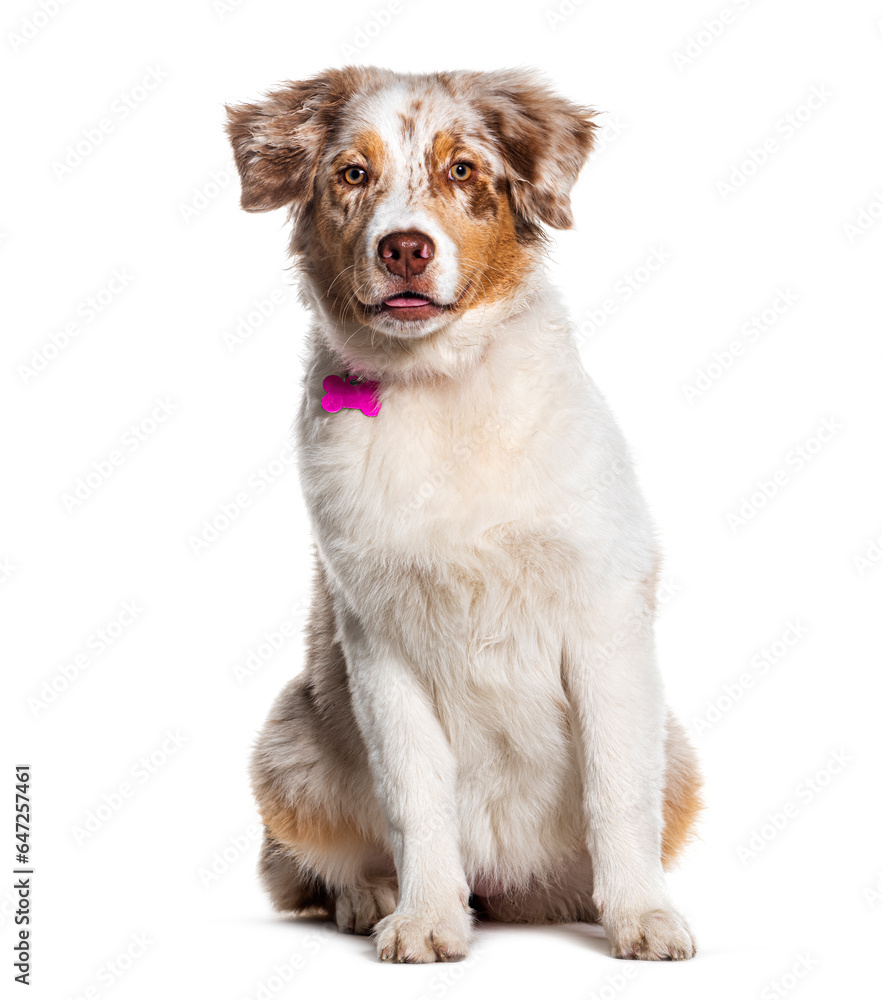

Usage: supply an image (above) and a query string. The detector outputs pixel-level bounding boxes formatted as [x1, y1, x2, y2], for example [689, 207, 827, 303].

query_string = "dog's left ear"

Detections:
[225, 69, 359, 213]
[476, 70, 598, 230]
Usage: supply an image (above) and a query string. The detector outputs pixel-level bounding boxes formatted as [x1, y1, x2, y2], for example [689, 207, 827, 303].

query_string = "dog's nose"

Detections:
[377, 231, 435, 279]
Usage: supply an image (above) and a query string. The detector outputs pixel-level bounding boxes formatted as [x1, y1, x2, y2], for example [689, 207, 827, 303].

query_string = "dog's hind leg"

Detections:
[259, 830, 396, 934]
[252, 668, 397, 933]
[258, 831, 334, 915]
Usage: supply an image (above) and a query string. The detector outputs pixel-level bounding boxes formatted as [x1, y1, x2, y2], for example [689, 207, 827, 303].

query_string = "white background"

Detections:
[4, 0, 881, 997]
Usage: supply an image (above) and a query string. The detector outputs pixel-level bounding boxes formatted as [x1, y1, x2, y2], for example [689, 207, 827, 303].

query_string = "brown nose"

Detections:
[377, 231, 435, 279]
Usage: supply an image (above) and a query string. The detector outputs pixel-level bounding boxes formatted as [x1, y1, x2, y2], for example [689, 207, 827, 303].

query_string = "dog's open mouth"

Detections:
[374, 290, 446, 322]
[362, 285, 470, 325]
[383, 291, 435, 310]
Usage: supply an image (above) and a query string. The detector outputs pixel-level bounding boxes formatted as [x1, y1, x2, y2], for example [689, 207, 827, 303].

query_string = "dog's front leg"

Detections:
[339, 609, 472, 963]
[564, 589, 696, 960]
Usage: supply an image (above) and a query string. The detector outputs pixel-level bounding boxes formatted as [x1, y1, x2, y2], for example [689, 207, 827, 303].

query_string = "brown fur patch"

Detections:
[661, 734, 703, 867]
[260, 796, 366, 856]
[398, 113, 417, 143]
[305, 127, 393, 319]
[428, 130, 460, 171]
[426, 131, 498, 222]
[224, 67, 393, 213]
[340, 128, 387, 175]
[467, 69, 598, 230]
[420, 129, 534, 310]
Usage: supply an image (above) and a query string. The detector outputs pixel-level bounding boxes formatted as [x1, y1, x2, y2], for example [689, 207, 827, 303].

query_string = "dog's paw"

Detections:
[605, 908, 696, 961]
[334, 884, 397, 935]
[374, 908, 472, 963]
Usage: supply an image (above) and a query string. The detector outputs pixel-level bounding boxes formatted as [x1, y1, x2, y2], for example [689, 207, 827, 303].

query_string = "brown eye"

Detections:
[448, 162, 472, 181]
[342, 166, 367, 185]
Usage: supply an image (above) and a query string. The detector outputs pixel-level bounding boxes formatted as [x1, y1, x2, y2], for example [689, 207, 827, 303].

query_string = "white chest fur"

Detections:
[293, 294, 661, 886]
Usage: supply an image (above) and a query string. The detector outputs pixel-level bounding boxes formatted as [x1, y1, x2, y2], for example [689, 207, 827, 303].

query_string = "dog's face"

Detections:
[227, 68, 595, 359]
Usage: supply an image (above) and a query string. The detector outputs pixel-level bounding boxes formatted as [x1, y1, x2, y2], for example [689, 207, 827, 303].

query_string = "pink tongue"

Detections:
[385, 295, 431, 308]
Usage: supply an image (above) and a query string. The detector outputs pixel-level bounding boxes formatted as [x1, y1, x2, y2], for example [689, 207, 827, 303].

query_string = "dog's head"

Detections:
[226, 68, 596, 374]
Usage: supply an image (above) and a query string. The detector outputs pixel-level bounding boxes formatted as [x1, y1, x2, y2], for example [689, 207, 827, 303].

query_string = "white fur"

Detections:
[299, 274, 693, 958]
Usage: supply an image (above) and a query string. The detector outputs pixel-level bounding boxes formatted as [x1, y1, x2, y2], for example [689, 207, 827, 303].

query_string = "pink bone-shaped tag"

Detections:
[320, 374, 382, 417]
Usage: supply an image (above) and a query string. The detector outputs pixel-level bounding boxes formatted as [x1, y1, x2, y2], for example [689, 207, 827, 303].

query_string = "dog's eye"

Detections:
[342, 166, 367, 186]
[448, 162, 472, 182]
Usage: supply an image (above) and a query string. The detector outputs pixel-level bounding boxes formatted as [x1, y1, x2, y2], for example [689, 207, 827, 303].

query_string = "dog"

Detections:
[225, 67, 702, 963]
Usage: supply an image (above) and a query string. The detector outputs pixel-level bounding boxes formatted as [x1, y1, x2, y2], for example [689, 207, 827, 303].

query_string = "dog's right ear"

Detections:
[224, 72, 345, 213]
[474, 69, 597, 231]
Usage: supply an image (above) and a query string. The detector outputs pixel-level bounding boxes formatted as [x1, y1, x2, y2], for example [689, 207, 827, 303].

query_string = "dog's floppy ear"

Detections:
[476, 69, 598, 230]
[225, 71, 351, 213]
